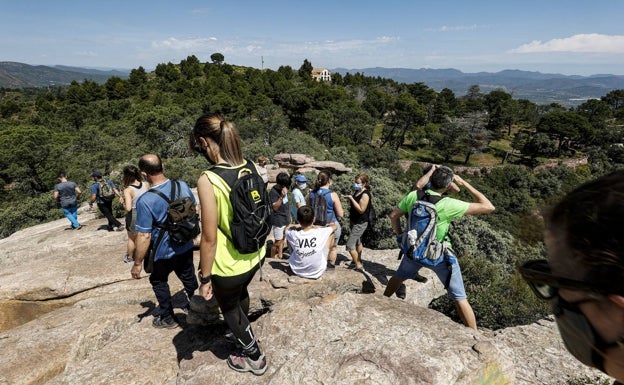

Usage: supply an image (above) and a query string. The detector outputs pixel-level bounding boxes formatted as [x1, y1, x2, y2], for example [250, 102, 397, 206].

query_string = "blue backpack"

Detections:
[399, 191, 447, 266]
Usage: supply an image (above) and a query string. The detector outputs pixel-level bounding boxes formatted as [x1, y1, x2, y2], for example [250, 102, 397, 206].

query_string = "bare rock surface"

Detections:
[0, 207, 610, 384]
[271, 153, 353, 178]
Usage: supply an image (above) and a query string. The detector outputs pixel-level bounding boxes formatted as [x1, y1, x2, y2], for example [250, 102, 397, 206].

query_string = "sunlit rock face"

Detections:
[0, 207, 609, 385]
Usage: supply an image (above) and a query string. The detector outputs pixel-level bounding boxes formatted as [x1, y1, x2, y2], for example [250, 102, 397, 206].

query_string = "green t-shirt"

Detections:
[398, 190, 469, 244]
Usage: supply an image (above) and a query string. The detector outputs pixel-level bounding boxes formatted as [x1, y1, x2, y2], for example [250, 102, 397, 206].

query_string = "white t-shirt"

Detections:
[287, 226, 333, 279]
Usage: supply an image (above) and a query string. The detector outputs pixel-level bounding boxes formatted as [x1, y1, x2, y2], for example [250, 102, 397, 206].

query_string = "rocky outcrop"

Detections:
[268, 154, 352, 183]
[0, 205, 610, 385]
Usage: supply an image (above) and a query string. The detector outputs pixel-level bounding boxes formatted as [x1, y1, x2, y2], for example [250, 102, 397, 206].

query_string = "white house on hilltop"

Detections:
[311, 68, 331, 82]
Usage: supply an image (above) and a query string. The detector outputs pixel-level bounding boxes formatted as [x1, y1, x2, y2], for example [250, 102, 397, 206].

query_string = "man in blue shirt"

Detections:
[131, 154, 199, 329]
[54, 171, 82, 230]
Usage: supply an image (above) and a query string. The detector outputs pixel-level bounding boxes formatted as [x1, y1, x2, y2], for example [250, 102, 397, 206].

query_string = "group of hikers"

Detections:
[52, 113, 624, 382]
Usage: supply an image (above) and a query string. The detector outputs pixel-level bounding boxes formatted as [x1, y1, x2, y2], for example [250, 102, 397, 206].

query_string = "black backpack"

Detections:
[143, 180, 200, 273]
[207, 160, 271, 254]
[310, 190, 331, 226]
[361, 191, 376, 245]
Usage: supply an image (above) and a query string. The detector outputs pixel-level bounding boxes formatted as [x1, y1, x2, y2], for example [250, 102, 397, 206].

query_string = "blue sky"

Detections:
[1, 0, 623, 75]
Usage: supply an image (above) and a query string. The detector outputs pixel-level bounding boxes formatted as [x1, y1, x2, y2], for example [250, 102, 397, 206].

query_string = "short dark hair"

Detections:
[58, 170, 67, 178]
[297, 205, 314, 226]
[430, 166, 454, 190]
[276, 172, 291, 188]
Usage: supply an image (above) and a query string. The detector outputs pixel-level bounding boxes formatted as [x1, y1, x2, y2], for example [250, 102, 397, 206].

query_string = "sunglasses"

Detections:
[518, 260, 611, 300]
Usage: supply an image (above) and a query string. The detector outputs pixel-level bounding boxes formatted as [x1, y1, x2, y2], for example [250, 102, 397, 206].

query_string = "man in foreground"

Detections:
[131, 154, 198, 328]
[384, 165, 495, 329]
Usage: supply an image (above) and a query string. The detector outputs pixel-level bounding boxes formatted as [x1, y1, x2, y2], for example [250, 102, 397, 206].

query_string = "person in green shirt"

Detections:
[384, 165, 495, 330]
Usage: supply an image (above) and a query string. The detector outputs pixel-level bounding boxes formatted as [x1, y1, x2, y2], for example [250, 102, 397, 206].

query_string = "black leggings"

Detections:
[212, 263, 262, 359]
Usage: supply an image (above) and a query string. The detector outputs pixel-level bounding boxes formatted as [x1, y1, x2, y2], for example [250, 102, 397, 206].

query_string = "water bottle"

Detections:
[407, 229, 418, 256]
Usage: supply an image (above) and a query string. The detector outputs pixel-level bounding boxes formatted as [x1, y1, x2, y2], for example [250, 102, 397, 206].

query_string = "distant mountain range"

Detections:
[2, 61, 623, 107]
[0, 62, 129, 88]
[333, 67, 624, 107]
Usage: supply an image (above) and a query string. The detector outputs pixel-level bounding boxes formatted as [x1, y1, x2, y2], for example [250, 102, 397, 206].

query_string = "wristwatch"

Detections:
[198, 271, 211, 284]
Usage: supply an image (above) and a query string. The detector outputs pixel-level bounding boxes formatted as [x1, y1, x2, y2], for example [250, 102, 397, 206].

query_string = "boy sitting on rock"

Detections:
[286, 206, 337, 279]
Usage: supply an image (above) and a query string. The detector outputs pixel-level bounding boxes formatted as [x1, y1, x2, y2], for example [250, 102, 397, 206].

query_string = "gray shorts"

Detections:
[346, 222, 368, 251]
[330, 221, 341, 247]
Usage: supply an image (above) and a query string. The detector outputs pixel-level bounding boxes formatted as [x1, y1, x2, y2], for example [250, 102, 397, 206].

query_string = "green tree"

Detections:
[104, 76, 128, 99]
[381, 93, 426, 150]
[431, 120, 465, 163]
[431, 88, 458, 123]
[180, 55, 202, 79]
[298, 59, 313, 80]
[210, 52, 225, 65]
[537, 111, 593, 154]
[484, 90, 514, 136]
[455, 112, 491, 164]
[576, 99, 611, 141]
[128, 66, 148, 88]
[0, 125, 56, 195]
[462, 84, 484, 112]
[154, 62, 180, 84]
[363, 89, 394, 119]
[602, 89, 624, 110]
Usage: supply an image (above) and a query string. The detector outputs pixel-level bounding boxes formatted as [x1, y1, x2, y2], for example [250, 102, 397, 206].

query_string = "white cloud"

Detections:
[76, 51, 98, 58]
[427, 24, 483, 32]
[151, 37, 218, 50]
[510, 33, 624, 54]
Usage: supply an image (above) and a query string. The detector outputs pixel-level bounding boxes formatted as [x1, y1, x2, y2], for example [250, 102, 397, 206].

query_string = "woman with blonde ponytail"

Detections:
[191, 114, 268, 375]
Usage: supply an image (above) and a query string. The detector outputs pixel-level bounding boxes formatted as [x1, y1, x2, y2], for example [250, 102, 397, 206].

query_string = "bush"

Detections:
[429, 255, 550, 330]
[0, 193, 64, 238]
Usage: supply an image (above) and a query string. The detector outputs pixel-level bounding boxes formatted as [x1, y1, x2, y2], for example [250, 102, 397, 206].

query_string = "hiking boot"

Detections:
[224, 328, 237, 343]
[74, 225, 83, 230]
[152, 315, 178, 329]
[396, 284, 407, 299]
[414, 273, 428, 283]
[227, 353, 267, 375]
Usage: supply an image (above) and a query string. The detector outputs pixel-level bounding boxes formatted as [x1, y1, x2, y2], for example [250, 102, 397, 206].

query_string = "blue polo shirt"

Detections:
[135, 179, 195, 261]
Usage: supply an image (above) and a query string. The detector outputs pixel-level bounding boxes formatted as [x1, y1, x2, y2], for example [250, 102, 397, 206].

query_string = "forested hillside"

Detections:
[1, 55, 623, 329]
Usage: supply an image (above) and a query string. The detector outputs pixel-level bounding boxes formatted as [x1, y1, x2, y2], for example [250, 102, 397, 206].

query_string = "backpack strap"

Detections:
[416, 189, 445, 204]
[209, 159, 256, 188]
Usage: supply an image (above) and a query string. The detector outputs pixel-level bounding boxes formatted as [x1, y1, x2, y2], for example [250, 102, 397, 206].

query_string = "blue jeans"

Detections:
[61, 206, 80, 228]
[395, 253, 467, 301]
